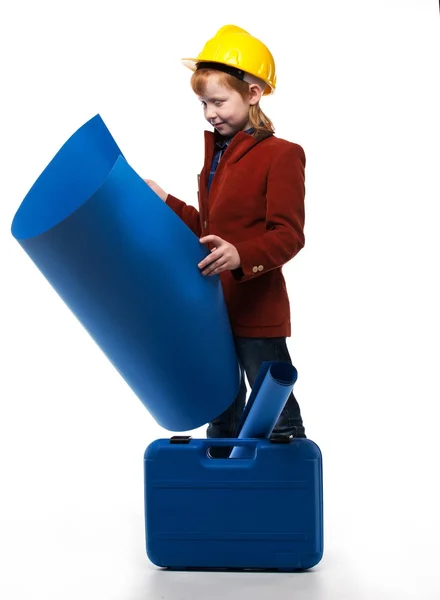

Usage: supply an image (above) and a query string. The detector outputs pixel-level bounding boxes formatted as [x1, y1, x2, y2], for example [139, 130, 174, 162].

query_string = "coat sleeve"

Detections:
[231, 143, 306, 282]
[166, 194, 202, 238]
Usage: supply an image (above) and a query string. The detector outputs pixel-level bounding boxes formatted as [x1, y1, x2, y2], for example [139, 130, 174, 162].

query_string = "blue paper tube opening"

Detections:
[11, 114, 240, 431]
[230, 361, 298, 458]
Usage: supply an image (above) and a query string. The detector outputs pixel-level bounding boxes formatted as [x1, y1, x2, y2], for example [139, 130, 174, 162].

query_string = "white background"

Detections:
[1, 1, 439, 598]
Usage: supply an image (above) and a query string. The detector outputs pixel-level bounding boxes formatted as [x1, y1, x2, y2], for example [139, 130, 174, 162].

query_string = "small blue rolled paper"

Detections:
[230, 362, 298, 458]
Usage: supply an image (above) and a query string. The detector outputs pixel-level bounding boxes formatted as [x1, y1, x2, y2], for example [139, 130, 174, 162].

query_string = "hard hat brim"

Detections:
[181, 58, 199, 71]
[181, 57, 274, 95]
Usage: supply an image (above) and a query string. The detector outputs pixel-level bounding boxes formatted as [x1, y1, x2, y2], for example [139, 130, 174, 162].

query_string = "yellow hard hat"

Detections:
[182, 25, 276, 95]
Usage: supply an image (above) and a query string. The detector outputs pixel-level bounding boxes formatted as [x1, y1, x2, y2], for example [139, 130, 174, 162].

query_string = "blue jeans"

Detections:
[207, 337, 306, 441]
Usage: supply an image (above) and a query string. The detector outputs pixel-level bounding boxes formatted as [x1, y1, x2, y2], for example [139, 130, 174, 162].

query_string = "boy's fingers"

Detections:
[198, 254, 215, 269]
[199, 248, 221, 268]
[200, 234, 222, 245]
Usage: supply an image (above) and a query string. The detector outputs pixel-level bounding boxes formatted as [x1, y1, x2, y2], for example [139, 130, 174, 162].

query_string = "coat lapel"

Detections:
[201, 129, 273, 194]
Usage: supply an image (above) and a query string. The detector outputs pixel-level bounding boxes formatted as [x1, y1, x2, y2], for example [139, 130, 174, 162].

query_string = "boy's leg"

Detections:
[206, 364, 247, 439]
[235, 337, 306, 438]
[206, 364, 247, 458]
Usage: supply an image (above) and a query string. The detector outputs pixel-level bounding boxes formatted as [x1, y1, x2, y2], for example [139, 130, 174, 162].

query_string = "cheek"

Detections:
[222, 108, 241, 124]
[230, 103, 248, 122]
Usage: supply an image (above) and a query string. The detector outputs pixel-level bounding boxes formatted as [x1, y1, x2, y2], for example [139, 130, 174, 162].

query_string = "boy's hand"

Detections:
[143, 179, 168, 202]
[198, 235, 241, 276]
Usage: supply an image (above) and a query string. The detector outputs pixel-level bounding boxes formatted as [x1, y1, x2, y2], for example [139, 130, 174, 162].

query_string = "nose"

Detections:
[204, 105, 217, 121]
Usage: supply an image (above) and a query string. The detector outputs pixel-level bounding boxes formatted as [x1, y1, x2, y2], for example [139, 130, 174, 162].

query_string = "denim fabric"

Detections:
[207, 337, 306, 445]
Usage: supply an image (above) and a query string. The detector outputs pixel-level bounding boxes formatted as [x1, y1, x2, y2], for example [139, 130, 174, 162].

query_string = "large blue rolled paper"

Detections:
[230, 361, 297, 458]
[11, 115, 240, 431]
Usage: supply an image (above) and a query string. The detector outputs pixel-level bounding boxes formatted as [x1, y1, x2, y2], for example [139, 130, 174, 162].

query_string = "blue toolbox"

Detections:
[144, 434, 323, 571]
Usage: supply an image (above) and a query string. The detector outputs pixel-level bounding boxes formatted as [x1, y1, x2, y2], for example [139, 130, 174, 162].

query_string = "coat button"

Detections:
[258, 265, 264, 271]
[252, 266, 258, 273]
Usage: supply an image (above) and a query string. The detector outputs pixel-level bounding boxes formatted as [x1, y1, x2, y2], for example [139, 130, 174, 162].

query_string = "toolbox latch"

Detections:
[169, 436, 192, 444]
[269, 434, 292, 444]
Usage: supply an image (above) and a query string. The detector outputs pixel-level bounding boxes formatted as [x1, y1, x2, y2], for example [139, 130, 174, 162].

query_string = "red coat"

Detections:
[166, 130, 306, 338]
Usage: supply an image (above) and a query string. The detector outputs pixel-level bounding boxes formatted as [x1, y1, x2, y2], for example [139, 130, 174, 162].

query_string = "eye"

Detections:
[200, 101, 207, 107]
[214, 101, 222, 106]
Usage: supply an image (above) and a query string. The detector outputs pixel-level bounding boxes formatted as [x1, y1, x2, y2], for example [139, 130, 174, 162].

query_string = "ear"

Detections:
[248, 83, 264, 106]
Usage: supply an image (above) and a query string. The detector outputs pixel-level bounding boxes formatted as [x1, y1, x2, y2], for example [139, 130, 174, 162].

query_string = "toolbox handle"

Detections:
[202, 439, 260, 461]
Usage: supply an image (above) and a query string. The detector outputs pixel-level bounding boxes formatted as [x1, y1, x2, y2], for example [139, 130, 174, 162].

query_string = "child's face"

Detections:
[197, 75, 252, 137]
